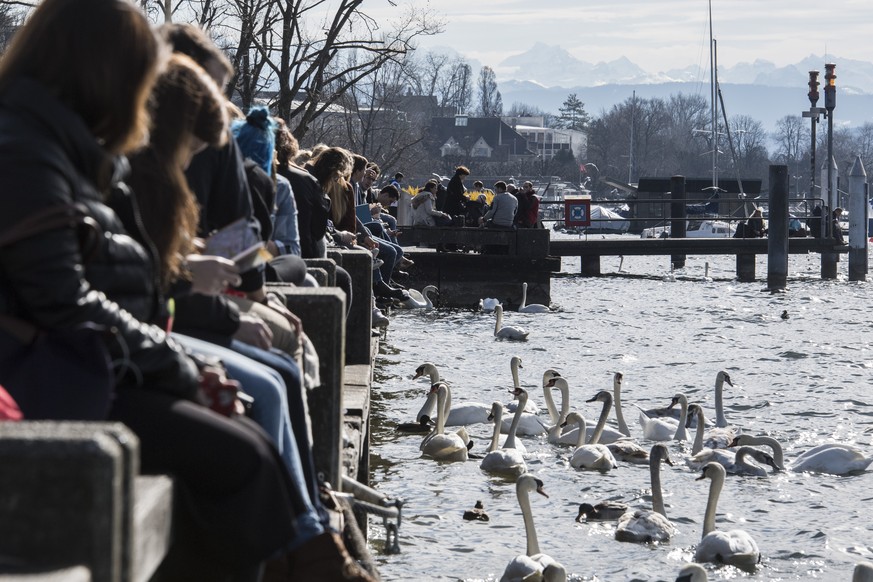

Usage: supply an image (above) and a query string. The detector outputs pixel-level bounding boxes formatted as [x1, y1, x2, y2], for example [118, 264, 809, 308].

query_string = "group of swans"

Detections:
[685, 404, 778, 476]
[480, 396, 528, 478]
[501, 474, 566, 582]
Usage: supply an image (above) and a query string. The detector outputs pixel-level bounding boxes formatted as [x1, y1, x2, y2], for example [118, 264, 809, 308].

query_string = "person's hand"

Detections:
[370, 203, 383, 217]
[233, 313, 273, 350]
[266, 240, 280, 256]
[266, 295, 304, 352]
[338, 230, 356, 246]
[187, 254, 241, 295]
[359, 235, 378, 250]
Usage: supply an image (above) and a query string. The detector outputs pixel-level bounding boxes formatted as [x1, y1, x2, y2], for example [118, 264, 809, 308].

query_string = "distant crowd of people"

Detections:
[409, 165, 545, 231]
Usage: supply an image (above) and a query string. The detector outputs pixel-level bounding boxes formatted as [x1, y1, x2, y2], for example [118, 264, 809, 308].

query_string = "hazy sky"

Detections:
[370, 0, 869, 76]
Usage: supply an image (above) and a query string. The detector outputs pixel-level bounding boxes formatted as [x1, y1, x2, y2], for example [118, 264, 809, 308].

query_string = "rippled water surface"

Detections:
[366, 246, 873, 581]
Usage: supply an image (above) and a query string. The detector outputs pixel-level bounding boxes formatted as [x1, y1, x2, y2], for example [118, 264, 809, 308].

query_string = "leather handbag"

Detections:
[0, 203, 114, 420]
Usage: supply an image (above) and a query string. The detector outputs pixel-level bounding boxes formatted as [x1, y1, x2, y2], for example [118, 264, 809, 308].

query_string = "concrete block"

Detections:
[0, 565, 91, 581]
[331, 249, 372, 365]
[272, 287, 346, 489]
[306, 267, 328, 286]
[0, 422, 136, 582]
[303, 258, 337, 286]
[131, 476, 172, 582]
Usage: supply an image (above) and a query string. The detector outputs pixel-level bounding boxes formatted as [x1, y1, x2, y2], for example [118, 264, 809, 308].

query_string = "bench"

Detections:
[399, 226, 550, 258]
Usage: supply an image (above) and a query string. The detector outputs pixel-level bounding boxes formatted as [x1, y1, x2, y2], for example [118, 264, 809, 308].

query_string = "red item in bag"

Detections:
[0, 384, 23, 421]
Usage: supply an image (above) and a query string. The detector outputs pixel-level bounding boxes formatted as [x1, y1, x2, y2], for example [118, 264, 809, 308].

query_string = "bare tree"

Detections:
[476, 65, 502, 117]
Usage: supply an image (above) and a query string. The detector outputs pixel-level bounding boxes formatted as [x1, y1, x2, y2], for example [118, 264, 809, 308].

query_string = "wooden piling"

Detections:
[670, 175, 686, 269]
[848, 156, 868, 281]
[767, 165, 789, 291]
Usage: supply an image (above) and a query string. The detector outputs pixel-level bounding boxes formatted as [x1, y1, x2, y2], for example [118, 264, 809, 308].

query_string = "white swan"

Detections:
[730, 434, 872, 475]
[638, 393, 689, 442]
[611, 371, 631, 437]
[693, 462, 760, 570]
[420, 383, 469, 462]
[540, 369, 563, 425]
[586, 389, 648, 463]
[500, 475, 567, 582]
[412, 362, 491, 426]
[503, 387, 547, 436]
[518, 282, 551, 313]
[614, 443, 677, 543]
[676, 563, 708, 581]
[399, 285, 439, 309]
[480, 297, 501, 312]
[505, 356, 539, 414]
[480, 403, 527, 478]
[564, 412, 617, 471]
[494, 304, 529, 341]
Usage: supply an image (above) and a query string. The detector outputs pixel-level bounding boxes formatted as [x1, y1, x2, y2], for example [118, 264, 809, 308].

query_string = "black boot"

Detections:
[374, 281, 407, 300]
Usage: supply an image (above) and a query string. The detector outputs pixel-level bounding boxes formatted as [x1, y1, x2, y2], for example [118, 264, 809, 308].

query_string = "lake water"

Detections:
[366, 241, 873, 581]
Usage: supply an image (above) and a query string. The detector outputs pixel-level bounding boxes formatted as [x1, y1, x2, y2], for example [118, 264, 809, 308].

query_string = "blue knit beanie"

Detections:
[231, 105, 277, 177]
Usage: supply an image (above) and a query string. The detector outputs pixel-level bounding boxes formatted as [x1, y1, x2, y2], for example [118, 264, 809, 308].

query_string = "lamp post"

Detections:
[824, 63, 837, 237]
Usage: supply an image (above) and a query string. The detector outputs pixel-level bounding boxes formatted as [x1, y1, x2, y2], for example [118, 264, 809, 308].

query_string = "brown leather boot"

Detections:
[287, 531, 376, 582]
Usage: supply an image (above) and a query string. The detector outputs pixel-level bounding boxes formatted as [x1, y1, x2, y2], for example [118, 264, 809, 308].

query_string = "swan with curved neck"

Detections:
[400, 285, 439, 309]
[638, 393, 689, 441]
[420, 383, 469, 462]
[518, 282, 551, 313]
[612, 372, 631, 436]
[730, 434, 872, 475]
[676, 563, 708, 582]
[494, 304, 529, 340]
[694, 462, 760, 570]
[643, 371, 732, 428]
[500, 475, 566, 582]
[614, 444, 676, 543]
[540, 369, 563, 425]
[564, 412, 617, 471]
[505, 356, 538, 414]
[597, 387, 649, 463]
[480, 401, 527, 477]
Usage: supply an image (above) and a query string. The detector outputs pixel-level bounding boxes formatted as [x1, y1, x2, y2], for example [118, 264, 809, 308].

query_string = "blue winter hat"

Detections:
[231, 105, 277, 177]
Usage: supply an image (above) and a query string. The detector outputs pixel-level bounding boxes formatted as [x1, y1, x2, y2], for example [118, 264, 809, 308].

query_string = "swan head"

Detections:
[670, 393, 688, 407]
[511, 355, 523, 370]
[614, 371, 623, 386]
[651, 443, 673, 466]
[586, 390, 612, 406]
[686, 404, 704, 428]
[542, 369, 561, 385]
[413, 362, 438, 381]
[676, 563, 709, 582]
[562, 411, 585, 430]
[547, 376, 568, 390]
[718, 370, 733, 387]
[517, 474, 548, 498]
[488, 401, 502, 422]
[696, 461, 726, 481]
[747, 449, 780, 471]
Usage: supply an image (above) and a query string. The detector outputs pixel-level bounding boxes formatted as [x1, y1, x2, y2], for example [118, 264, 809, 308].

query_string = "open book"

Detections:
[203, 217, 271, 272]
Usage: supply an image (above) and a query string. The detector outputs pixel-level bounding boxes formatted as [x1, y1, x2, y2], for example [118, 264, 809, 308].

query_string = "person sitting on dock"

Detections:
[832, 207, 846, 244]
[412, 179, 453, 227]
[481, 181, 518, 229]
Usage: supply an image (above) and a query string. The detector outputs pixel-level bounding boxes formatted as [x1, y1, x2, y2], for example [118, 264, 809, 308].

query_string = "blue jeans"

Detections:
[172, 333, 324, 544]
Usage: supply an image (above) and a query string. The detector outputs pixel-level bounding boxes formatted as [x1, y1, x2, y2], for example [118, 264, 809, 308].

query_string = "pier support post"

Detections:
[767, 165, 790, 291]
[821, 156, 839, 279]
[848, 156, 868, 281]
[580, 255, 601, 277]
[669, 175, 686, 269]
[736, 254, 756, 282]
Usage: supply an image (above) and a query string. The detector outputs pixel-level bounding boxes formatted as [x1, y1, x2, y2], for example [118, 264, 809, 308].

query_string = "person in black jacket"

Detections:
[444, 165, 471, 218]
[0, 3, 371, 581]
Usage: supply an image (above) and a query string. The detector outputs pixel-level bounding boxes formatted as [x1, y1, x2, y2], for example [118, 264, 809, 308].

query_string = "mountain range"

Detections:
[445, 43, 873, 134]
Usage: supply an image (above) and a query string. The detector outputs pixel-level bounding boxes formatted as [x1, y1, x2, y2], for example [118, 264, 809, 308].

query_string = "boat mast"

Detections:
[709, 0, 718, 192]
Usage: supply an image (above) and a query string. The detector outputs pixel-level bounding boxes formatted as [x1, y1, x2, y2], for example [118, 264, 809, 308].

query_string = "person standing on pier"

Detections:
[481, 181, 518, 229]
[444, 165, 471, 221]
[514, 181, 541, 228]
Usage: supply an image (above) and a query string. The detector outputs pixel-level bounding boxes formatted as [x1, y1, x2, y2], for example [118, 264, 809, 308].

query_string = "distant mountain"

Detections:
[497, 80, 873, 134]
[495, 43, 873, 95]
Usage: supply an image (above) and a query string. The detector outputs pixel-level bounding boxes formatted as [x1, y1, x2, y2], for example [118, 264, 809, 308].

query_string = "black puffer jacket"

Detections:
[0, 77, 198, 400]
[279, 164, 330, 259]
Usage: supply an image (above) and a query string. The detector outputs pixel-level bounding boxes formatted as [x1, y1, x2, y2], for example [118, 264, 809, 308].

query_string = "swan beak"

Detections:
[728, 436, 739, 447]
[724, 374, 734, 387]
[585, 394, 598, 403]
[695, 470, 707, 481]
[487, 413, 494, 421]
[536, 485, 549, 499]
[560, 420, 568, 428]
[412, 372, 423, 380]
[546, 378, 558, 387]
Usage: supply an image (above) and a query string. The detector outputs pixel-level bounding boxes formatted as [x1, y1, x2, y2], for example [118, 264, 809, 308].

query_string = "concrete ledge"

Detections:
[306, 266, 329, 286]
[132, 476, 172, 582]
[0, 565, 91, 581]
[399, 226, 550, 258]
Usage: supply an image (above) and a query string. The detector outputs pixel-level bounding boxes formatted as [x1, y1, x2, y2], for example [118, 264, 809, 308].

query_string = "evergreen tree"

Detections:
[558, 93, 590, 131]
